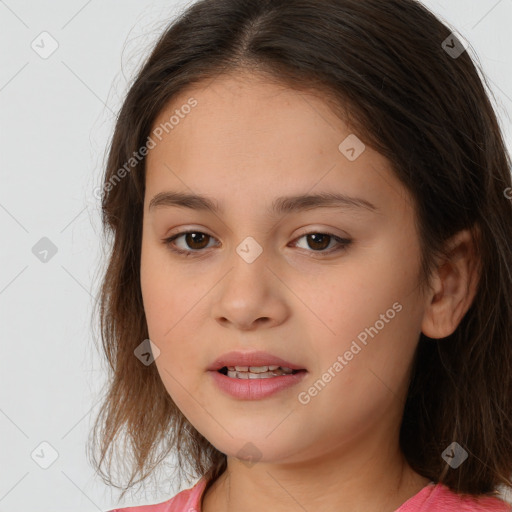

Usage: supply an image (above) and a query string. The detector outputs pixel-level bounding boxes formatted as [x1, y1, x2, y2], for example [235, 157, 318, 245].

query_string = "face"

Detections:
[140, 71, 428, 465]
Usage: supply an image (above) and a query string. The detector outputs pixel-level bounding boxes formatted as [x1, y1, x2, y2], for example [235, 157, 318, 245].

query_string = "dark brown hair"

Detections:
[88, 0, 512, 502]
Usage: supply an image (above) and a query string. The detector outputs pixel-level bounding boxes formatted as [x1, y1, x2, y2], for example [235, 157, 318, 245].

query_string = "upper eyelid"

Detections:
[165, 226, 347, 241]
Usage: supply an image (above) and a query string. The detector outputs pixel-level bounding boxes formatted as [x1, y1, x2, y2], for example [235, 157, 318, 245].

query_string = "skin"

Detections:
[140, 71, 480, 512]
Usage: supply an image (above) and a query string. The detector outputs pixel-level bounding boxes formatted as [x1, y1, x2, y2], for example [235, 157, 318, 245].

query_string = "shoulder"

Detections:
[397, 482, 511, 512]
[106, 477, 208, 512]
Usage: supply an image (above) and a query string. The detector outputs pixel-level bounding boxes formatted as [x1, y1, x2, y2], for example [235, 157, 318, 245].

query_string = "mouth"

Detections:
[208, 352, 308, 399]
[217, 365, 307, 379]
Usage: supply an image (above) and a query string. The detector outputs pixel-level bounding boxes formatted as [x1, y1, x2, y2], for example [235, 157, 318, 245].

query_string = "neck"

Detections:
[201, 439, 431, 512]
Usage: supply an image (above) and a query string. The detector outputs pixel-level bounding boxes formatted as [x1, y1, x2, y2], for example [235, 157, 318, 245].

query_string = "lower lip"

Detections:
[209, 370, 308, 400]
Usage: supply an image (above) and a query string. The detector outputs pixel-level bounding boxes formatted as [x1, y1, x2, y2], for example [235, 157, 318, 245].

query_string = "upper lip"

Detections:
[208, 350, 307, 371]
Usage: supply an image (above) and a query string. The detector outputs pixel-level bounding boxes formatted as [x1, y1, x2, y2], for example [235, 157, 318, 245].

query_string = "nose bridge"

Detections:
[223, 233, 269, 294]
[235, 235, 266, 266]
[212, 231, 288, 328]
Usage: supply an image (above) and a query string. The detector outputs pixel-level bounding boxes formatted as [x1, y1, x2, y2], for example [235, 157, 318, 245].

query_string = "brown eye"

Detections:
[304, 233, 331, 251]
[183, 232, 210, 250]
[163, 231, 218, 254]
[293, 232, 351, 254]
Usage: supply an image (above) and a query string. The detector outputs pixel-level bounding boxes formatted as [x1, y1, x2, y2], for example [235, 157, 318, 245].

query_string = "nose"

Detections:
[211, 239, 290, 331]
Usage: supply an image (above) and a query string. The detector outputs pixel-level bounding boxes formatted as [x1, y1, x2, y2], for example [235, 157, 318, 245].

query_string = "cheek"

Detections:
[140, 252, 169, 339]
[141, 268, 204, 417]
[140, 240, 205, 392]
[302, 246, 422, 393]
[299, 254, 409, 343]
[140, 239, 187, 339]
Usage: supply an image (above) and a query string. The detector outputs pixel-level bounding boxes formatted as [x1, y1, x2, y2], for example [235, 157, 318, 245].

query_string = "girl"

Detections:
[89, 0, 512, 511]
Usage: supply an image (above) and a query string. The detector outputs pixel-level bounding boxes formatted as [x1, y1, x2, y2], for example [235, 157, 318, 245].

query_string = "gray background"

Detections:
[1, 1, 511, 510]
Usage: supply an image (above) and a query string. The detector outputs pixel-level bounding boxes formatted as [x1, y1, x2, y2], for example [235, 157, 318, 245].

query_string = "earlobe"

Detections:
[421, 227, 481, 340]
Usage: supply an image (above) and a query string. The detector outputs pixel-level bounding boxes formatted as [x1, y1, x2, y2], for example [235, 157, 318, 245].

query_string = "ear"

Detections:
[421, 227, 482, 339]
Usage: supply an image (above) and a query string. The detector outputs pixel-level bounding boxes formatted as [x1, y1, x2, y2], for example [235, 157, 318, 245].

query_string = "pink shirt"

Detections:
[108, 478, 511, 511]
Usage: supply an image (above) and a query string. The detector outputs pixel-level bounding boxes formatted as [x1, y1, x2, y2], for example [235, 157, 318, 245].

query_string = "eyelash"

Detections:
[162, 230, 352, 257]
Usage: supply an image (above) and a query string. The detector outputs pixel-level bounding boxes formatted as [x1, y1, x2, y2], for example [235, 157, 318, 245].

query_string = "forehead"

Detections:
[151, 73, 340, 159]
[145, 72, 412, 218]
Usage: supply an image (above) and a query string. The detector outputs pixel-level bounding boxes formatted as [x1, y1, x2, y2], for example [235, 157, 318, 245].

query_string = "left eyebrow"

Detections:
[148, 191, 379, 215]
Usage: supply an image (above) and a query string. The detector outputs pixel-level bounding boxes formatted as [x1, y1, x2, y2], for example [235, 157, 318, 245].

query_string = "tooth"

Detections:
[228, 370, 275, 378]
[224, 366, 300, 379]
[224, 365, 298, 374]
[228, 370, 248, 379]
[249, 366, 269, 373]
[250, 371, 278, 378]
